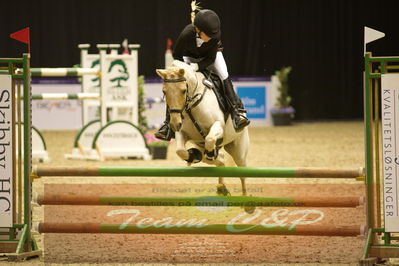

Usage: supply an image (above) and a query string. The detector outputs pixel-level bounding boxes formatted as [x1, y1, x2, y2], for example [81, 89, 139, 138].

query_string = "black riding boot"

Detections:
[223, 78, 250, 132]
[154, 107, 175, 141]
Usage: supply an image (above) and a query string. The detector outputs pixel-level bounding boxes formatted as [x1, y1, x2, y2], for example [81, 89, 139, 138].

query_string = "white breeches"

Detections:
[183, 51, 229, 81]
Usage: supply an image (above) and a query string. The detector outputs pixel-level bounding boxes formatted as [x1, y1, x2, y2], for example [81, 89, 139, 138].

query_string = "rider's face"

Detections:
[195, 27, 211, 42]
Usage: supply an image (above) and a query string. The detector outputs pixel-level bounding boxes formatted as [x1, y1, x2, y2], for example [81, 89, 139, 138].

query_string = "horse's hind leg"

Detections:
[224, 130, 249, 194]
[217, 178, 230, 196]
[224, 129, 253, 213]
[212, 152, 230, 196]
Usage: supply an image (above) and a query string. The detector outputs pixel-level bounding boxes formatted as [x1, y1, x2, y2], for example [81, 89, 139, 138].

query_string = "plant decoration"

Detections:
[270, 66, 295, 115]
[137, 75, 149, 132]
[144, 133, 170, 147]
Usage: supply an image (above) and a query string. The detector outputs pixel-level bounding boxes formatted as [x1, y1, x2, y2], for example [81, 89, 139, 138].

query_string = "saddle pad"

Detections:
[201, 70, 229, 116]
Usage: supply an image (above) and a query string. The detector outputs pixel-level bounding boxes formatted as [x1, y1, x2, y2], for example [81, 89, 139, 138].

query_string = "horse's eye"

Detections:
[182, 89, 187, 94]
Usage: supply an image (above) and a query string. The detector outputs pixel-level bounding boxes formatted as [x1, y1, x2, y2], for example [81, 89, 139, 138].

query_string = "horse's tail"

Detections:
[191, 0, 201, 24]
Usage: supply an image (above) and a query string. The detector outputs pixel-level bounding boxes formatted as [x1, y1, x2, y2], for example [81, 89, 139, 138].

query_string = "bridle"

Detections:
[163, 77, 188, 114]
[163, 73, 208, 138]
[163, 75, 202, 114]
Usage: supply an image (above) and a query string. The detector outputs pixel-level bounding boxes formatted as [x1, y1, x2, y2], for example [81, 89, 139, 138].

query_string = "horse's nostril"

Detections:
[171, 123, 182, 132]
[177, 123, 182, 131]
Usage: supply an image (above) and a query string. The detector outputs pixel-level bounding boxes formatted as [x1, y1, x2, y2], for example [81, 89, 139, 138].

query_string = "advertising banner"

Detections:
[381, 73, 399, 232]
[0, 75, 13, 227]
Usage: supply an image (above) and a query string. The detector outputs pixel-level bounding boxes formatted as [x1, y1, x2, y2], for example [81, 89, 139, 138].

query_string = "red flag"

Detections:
[10, 27, 30, 53]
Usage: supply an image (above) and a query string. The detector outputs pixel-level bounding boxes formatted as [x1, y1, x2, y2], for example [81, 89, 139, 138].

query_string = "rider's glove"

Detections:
[189, 63, 199, 72]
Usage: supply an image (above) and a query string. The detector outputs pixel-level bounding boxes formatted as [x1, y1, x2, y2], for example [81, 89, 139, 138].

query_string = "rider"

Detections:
[155, 7, 250, 141]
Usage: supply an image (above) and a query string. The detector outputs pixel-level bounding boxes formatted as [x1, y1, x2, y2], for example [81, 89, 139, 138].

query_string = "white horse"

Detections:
[156, 60, 250, 197]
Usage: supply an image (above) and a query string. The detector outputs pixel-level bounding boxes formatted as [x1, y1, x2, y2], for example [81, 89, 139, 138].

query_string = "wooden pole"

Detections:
[37, 223, 365, 237]
[36, 194, 364, 208]
[33, 166, 364, 179]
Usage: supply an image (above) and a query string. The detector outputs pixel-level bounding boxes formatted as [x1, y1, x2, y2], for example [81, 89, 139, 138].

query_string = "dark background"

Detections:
[1, 0, 399, 120]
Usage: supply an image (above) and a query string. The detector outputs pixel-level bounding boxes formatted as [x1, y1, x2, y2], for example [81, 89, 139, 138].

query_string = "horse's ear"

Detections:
[156, 69, 167, 79]
[178, 68, 185, 77]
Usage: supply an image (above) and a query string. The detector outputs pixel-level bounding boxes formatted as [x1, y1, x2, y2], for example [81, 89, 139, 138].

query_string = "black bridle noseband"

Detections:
[163, 77, 186, 83]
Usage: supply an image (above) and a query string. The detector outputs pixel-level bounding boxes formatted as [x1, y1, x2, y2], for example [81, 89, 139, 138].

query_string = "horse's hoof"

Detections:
[216, 184, 231, 196]
[205, 156, 216, 161]
[243, 206, 256, 214]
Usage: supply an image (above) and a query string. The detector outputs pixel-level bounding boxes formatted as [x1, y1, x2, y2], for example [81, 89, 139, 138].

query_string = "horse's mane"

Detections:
[170, 60, 197, 82]
[170, 60, 191, 71]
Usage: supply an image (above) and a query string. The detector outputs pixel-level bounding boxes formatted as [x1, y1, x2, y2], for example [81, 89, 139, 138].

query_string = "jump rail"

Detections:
[36, 223, 365, 237]
[2, 67, 100, 77]
[32, 166, 365, 178]
[19, 94, 163, 103]
[31, 93, 100, 100]
[35, 194, 365, 208]
[30, 68, 99, 77]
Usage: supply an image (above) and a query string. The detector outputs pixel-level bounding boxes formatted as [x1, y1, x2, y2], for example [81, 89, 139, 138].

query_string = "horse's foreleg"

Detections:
[205, 121, 224, 160]
[175, 132, 190, 163]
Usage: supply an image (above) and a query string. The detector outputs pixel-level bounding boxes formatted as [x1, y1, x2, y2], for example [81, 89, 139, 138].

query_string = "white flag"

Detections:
[365, 27, 385, 44]
[364, 27, 385, 54]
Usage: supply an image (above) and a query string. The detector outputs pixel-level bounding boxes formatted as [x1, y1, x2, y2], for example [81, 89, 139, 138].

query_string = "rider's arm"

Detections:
[173, 24, 193, 61]
[197, 41, 218, 71]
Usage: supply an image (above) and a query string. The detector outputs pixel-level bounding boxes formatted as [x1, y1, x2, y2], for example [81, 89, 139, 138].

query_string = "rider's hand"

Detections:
[189, 63, 199, 72]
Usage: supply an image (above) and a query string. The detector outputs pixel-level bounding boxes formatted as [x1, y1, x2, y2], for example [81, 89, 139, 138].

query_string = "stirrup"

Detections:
[232, 114, 250, 132]
[154, 124, 174, 141]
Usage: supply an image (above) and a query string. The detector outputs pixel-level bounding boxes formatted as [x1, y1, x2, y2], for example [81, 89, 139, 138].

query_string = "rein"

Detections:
[184, 73, 208, 139]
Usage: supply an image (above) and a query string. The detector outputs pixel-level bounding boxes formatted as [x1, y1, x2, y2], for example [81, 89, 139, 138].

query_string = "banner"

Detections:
[0, 75, 13, 227]
[381, 73, 399, 232]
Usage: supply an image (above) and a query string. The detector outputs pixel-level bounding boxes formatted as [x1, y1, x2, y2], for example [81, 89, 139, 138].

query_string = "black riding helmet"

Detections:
[194, 9, 221, 40]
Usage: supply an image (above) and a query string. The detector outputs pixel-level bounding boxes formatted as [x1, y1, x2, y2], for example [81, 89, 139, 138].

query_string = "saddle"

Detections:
[200, 70, 229, 115]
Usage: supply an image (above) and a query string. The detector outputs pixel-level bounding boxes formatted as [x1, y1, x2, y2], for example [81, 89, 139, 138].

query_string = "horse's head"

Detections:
[156, 66, 188, 132]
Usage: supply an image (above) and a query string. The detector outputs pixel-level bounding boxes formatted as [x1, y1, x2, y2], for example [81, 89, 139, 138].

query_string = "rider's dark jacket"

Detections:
[172, 24, 222, 71]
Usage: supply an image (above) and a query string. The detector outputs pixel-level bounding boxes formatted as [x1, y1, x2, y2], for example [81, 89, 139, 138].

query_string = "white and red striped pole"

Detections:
[165, 38, 173, 68]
